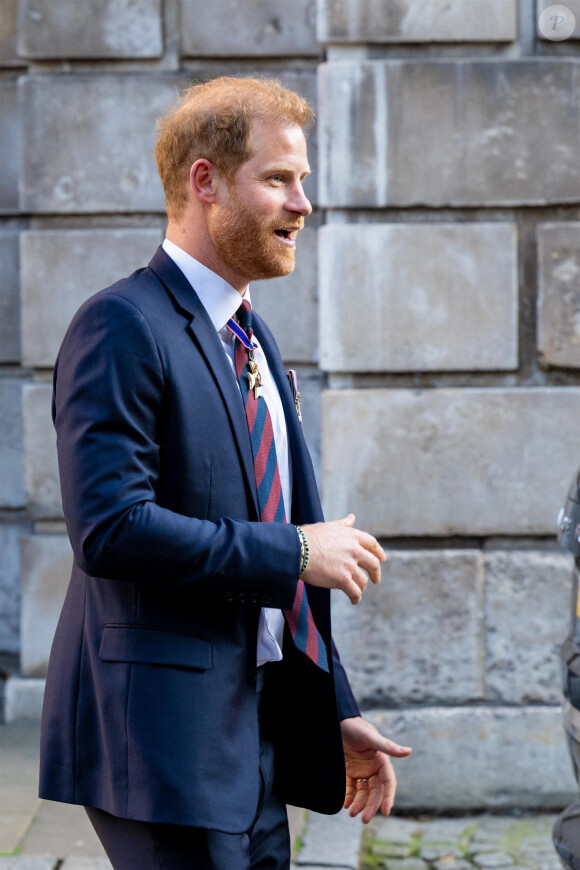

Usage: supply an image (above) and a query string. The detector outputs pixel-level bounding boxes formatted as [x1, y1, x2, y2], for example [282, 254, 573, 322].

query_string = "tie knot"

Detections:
[237, 299, 252, 332]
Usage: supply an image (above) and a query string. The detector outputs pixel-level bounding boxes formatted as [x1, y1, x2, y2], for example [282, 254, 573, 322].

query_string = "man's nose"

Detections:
[286, 183, 312, 217]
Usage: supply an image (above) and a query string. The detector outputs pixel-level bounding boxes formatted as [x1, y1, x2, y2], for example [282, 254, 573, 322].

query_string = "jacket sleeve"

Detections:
[53, 291, 300, 608]
[331, 640, 361, 719]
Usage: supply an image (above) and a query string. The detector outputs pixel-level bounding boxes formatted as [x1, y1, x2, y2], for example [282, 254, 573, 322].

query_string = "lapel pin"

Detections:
[287, 369, 302, 424]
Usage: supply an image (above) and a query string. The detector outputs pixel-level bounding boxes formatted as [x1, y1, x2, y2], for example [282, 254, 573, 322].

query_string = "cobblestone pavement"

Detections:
[0, 722, 569, 870]
[0, 813, 567, 870]
[360, 814, 563, 870]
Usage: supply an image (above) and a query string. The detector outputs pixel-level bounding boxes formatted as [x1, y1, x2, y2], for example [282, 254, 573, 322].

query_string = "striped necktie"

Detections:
[227, 300, 329, 672]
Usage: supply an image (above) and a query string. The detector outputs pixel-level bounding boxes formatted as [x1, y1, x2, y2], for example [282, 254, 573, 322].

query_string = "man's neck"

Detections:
[165, 222, 248, 297]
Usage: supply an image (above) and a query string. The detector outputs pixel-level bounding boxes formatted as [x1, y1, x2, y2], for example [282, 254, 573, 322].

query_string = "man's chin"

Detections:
[266, 252, 296, 278]
[246, 255, 295, 282]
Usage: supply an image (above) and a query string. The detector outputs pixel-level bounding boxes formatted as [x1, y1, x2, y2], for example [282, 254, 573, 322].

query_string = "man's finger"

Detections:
[361, 778, 384, 824]
[366, 734, 412, 757]
[343, 781, 356, 810]
[332, 513, 356, 527]
[348, 779, 369, 817]
[351, 566, 369, 594]
[380, 771, 397, 817]
[339, 576, 363, 605]
[377, 759, 397, 817]
[357, 530, 386, 561]
[355, 548, 382, 585]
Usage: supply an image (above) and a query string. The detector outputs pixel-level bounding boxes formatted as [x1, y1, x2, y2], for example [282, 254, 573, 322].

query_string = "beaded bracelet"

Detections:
[295, 525, 310, 575]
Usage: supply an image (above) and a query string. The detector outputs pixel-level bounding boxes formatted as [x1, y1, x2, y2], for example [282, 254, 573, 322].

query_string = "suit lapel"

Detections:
[252, 314, 323, 524]
[148, 247, 259, 518]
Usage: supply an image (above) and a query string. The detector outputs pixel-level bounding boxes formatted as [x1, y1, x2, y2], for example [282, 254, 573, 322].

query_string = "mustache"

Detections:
[273, 217, 305, 231]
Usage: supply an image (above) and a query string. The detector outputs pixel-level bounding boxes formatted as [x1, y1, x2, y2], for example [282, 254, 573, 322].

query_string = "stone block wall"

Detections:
[318, 0, 580, 811]
[2, 0, 580, 810]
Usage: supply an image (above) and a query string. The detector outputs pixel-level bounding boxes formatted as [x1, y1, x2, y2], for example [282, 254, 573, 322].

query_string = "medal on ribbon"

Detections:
[226, 318, 263, 399]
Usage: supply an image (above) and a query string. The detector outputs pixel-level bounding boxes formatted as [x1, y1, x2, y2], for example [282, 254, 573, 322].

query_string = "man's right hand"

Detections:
[300, 514, 386, 605]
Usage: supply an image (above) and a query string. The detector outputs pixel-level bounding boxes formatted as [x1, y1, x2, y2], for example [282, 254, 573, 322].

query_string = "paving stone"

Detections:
[0, 720, 43, 854]
[60, 861, 112, 870]
[470, 815, 518, 838]
[181, 0, 317, 56]
[421, 845, 463, 860]
[366, 707, 576, 811]
[22, 384, 61, 519]
[295, 808, 363, 868]
[20, 534, 72, 677]
[537, 222, 580, 369]
[18, 0, 162, 58]
[0, 0, 19, 64]
[473, 855, 516, 868]
[0, 231, 20, 363]
[384, 860, 427, 870]
[319, 222, 517, 372]
[469, 815, 555, 855]
[251, 227, 318, 364]
[372, 816, 425, 842]
[418, 818, 478, 840]
[318, 0, 517, 42]
[0, 524, 24, 654]
[519, 834, 558, 856]
[0, 81, 20, 213]
[0, 379, 25, 509]
[332, 550, 484, 705]
[0, 814, 37, 855]
[288, 805, 307, 860]
[318, 60, 580, 208]
[484, 551, 572, 704]
[19, 800, 106, 859]
[321, 387, 580, 537]
[20, 75, 186, 214]
[0, 859, 57, 870]
[373, 842, 411, 857]
[20, 228, 163, 368]
[433, 862, 472, 870]
[519, 845, 555, 858]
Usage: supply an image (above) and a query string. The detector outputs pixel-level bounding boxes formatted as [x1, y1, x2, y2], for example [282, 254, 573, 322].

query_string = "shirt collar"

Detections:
[162, 238, 251, 331]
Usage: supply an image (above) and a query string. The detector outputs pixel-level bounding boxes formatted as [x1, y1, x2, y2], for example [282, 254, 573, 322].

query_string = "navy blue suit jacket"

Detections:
[39, 247, 359, 833]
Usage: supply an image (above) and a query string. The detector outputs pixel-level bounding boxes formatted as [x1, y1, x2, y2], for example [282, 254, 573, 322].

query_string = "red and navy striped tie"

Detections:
[227, 300, 329, 672]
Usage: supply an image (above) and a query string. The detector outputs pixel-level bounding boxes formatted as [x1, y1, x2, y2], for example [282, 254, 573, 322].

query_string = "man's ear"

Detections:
[190, 159, 221, 204]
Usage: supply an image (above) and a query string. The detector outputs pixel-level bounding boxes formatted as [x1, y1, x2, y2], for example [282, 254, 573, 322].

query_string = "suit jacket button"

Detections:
[262, 594, 271, 605]
[249, 593, 259, 605]
[237, 592, 246, 603]
[225, 591, 235, 602]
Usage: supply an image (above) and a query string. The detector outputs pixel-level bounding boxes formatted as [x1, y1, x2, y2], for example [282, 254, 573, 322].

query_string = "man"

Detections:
[39, 76, 411, 870]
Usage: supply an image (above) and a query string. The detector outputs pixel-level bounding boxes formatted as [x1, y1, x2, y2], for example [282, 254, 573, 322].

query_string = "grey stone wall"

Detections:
[2, 0, 580, 812]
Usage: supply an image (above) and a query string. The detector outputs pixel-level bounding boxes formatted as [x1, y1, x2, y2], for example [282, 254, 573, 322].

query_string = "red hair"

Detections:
[155, 76, 314, 219]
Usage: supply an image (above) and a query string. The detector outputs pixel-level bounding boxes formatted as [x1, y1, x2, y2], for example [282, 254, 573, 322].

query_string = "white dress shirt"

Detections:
[162, 238, 290, 665]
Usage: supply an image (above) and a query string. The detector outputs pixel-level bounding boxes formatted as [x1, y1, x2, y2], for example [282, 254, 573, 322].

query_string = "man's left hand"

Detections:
[341, 716, 412, 824]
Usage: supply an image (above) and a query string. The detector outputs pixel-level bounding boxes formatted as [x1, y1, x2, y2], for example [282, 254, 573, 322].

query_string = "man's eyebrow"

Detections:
[263, 164, 312, 175]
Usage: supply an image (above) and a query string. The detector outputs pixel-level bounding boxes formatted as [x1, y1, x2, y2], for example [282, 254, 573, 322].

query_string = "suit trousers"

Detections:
[84, 668, 291, 870]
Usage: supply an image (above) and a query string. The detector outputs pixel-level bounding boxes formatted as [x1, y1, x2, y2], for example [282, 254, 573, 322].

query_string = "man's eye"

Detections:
[271, 175, 283, 183]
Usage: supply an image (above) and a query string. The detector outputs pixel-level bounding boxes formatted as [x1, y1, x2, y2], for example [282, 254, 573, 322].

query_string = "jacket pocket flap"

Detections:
[99, 625, 212, 670]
